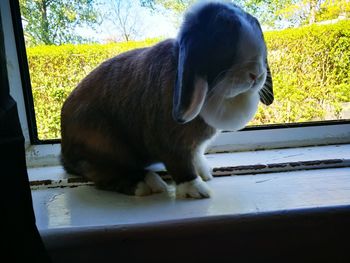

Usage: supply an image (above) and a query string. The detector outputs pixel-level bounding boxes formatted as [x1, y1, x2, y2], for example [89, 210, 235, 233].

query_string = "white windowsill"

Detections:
[29, 143, 350, 232]
[33, 167, 350, 231]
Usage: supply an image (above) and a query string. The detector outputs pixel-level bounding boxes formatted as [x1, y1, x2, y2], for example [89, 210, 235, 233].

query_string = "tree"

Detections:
[19, 0, 99, 46]
[141, 0, 194, 14]
[243, 0, 350, 29]
[140, 0, 196, 27]
[316, 0, 350, 21]
[141, 0, 350, 30]
[105, 0, 144, 42]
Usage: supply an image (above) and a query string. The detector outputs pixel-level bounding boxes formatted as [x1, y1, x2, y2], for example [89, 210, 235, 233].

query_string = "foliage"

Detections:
[104, 0, 144, 42]
[26, 21, 350, 139]
[250, 20, 350, 125]
[19, 0, 99, 46]
[27, 39, 160, 139]
[241, 0, 296, 28]
[142, 0, 350, 29]
[141, 0, 195, 13]
[247, 0, 350, 29]
[316, 0, 350, 22]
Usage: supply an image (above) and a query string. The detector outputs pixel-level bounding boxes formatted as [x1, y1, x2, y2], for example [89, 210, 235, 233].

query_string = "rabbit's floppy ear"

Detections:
[259, 61, 274, 105]
[173, 43, 208, 123]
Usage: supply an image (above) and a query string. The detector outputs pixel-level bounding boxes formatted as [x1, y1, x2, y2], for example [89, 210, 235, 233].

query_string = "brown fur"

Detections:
[61, 39, 216, 194]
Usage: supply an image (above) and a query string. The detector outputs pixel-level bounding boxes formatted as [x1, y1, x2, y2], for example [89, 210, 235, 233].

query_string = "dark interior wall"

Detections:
[0, 6, 51, 262]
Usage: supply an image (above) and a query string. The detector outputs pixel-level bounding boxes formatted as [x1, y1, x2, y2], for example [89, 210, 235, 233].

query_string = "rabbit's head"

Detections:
[173, 2, 273, 124]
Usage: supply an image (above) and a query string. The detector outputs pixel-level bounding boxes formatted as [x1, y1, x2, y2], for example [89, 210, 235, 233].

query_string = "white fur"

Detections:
[200, 90, 260, 130]
[194, 154, 213, 181]
[176, 177, 211, 199]
[144, 171, 168, 193]
[134, 181, 152, 196]
[193, 133, 218, 181]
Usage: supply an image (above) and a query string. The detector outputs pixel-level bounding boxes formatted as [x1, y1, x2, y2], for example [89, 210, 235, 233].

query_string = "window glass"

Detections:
[19, 0, 350, 140]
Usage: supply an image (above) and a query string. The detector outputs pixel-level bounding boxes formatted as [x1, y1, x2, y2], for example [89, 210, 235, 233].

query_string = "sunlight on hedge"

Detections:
[26, 22, 350, 140]
[251, 20, 350, 126]
[27, 39, 161, 139]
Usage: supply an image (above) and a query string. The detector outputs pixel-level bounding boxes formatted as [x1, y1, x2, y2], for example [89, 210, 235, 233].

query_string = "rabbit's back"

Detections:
[61, 40, 178, 173]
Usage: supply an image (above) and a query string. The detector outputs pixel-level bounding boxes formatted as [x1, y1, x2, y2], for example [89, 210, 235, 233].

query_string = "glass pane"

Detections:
[19, 0, 350, 140]
[250, 21, 350, 126]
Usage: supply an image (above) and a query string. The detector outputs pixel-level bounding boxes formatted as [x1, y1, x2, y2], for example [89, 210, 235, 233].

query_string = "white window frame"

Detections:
[2, 0, 30, 145]
[2, 0, 350, 168]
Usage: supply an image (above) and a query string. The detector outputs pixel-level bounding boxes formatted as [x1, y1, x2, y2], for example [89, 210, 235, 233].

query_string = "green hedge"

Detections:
[27, 39, 160, 139]
[253, 20, 350, 125]
[26, 21, 350, 139]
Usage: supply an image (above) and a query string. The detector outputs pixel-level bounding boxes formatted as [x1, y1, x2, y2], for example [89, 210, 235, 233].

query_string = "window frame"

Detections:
[2, 0, 350, 167]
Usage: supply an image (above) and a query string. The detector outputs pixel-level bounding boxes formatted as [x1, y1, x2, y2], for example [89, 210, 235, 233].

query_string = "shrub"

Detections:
[251, 20, 350, 125]
[26, 21, 350, 139]
[27, 39, 160, 139]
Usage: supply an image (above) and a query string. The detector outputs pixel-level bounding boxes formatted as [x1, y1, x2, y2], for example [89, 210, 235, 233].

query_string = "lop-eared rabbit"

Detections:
[60, 1, 274, 198]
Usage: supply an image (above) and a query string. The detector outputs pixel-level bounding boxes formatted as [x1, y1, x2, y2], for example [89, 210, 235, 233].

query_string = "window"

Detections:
[2, 0, 349, 168]
[3, 2, 350, 260]
[5, 1, 348, 141]
[0, 0, 347, 175]
[2, 0, 349, 165]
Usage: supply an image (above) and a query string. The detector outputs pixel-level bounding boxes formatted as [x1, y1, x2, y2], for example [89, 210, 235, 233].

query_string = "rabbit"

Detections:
[60, 1, 274, 199]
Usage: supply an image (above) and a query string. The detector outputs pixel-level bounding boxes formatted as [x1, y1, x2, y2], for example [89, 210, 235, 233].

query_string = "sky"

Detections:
[76, 0, 277, 43]
[77, 0, 179, 43]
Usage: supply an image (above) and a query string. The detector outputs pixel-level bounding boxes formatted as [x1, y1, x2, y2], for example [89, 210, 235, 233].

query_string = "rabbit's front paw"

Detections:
[135, 181, 152, 196]
[176, 177, 211, 199]
[135, 172, 168, 196]
[195, 155, 213, 181]
[145, 171, 168, 193]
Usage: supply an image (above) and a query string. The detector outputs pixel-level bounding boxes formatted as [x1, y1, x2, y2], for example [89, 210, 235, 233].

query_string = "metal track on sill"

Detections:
[30, 158, 350, 189]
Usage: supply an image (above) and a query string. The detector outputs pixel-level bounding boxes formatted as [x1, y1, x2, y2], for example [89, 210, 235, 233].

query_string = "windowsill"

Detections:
[29, 143, 350, 231]
[32, 167, 350, 230]
[26, 144, 350, 261]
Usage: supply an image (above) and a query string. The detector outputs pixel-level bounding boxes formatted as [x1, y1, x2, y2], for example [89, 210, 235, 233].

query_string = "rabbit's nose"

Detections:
[249, 73, 257, 81]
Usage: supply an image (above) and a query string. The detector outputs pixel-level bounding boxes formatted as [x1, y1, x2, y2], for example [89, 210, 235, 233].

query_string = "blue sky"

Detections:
[76, 0, 278, 43]
[77, 0, 179, 42]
